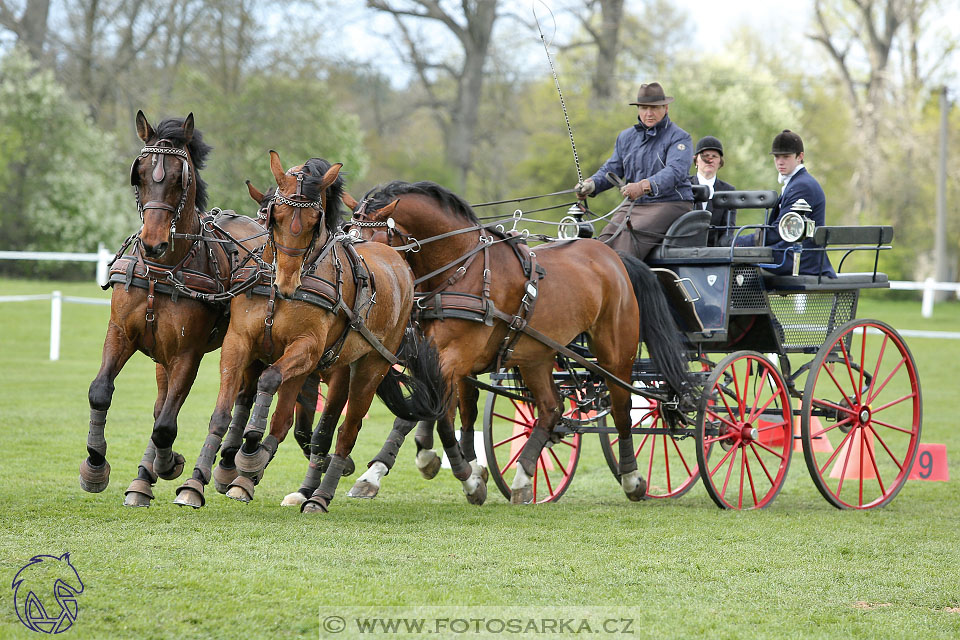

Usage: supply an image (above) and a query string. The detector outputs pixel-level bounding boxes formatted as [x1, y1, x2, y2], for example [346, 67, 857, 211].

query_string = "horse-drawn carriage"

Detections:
[476, 187, 921, 510]
[81, 111, 921, 514]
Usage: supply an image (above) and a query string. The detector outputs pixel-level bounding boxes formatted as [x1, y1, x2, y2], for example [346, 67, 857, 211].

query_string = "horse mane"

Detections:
[154, 117, 212, 212]
[298, 158, 345, 234]
[363, 181, 479, 226]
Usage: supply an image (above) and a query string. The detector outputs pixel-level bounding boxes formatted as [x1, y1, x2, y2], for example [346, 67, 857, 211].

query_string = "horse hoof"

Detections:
[122, 478, 154, 507]
[416, 450, 441, 480]
[480, 465, 489, 484]
[301, 499, 329, 514]
[212, 463, 238, 494]
[155, 452, 185, 481]
[235, 446, 270, 475]
[624, 476, 648, 502]
[280, 491, 307, 507]
[342, 455, 356, 477]
[510, 486, 533, 505]
[79, 459, 111, 493]
[173, 478, 205, 508]
[226, 476, 255, 503]
[465, 481, 487, 506]
[346, 480, 379, 499]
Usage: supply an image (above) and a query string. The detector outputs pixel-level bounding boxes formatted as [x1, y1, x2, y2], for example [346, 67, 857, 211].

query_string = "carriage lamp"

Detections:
[778, 199, 816, 243]
[559, 204, 595, 239]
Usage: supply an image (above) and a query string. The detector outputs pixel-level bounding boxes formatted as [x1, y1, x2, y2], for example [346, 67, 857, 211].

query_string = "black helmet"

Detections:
[695, 135, 723, 156]
[770, 129, 803, 155]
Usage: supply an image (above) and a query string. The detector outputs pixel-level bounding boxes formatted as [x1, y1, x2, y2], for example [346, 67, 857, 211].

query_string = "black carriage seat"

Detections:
[763, 225, 894, 291]
[648, 190, 779, 262]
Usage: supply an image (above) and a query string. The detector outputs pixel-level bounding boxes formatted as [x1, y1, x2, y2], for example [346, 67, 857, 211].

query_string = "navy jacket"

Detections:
[692, 175, 736, 246]
[588, 115, 694, 203]
[737, 167, 835, 277]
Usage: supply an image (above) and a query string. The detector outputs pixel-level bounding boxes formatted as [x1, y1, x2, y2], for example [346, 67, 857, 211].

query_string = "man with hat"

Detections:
[691, 135, 737, 246]
[574, 82, 694, 260]
[735, 129, 835, 277]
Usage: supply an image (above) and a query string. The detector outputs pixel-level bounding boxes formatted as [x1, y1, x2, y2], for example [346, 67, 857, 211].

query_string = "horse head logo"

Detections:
[12, 553, 84, 634]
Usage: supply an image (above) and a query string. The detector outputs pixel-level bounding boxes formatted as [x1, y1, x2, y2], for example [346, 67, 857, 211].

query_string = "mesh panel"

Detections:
[768, 291, 857, 350]
[730, 266, 766, 309]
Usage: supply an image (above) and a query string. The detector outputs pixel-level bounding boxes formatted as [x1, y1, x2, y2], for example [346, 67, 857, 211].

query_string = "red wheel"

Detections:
[696, 351, 793, 509]
[482, 385, 581, 504]
[801, 319, 922, 509]
[599, 387, 699, 498]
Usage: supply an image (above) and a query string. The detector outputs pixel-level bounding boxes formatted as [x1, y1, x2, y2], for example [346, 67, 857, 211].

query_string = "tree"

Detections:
[0, 0, 50, 62]
[0, 47, 129, 274]
[367, 0, 500, 192]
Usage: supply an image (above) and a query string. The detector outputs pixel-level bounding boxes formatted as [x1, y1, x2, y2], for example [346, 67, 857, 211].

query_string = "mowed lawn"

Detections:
[1, 277, 959, 639]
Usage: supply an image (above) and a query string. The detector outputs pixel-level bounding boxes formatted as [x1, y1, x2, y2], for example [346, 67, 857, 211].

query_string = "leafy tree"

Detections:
[0, 47, 129, 275]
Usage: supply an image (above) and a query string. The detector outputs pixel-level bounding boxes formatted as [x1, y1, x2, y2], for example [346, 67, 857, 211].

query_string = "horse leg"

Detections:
[302, 355, 383, 513]
[281, 367, 350, 506]
[456, 380, 488, 485]
[347, 416, 417, 499]
[81, 323, 137, 493]
[510, 363, 563, 505]
[609, 382, 646, 501]
[122, 365, 167, 506]
[213, 361, 264, 494]
[413, 420, 441, 479]
[148, 353, 206, 488]
[172, 335, 254, 507]
[228, 340, 319, 502]
[293, 372, 322, 458]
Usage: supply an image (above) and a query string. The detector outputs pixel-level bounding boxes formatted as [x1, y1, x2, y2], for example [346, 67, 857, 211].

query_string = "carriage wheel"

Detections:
[598, 388, 700, 499]
[801, 319, 922, 509]
[482, 386, 582, 504]
[696, 351, 793, 509]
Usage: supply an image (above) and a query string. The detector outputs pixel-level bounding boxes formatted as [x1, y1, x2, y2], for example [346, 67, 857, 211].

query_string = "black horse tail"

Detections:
[375, 326, 448, 422]
[617, 252, 693, 396]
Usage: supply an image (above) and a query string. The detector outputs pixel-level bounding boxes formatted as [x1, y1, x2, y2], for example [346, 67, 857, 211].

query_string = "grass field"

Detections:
[1, 277, 959, 639]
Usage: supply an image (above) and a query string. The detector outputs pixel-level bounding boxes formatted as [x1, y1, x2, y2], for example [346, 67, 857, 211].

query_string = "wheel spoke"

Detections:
[493, 431, 528, 449]
[866, 355, 907, 405]
[492, 410, 530, 427]
[547, 446, 568, 477]
[862, 431, 887, 496]
[870, 392, 917, 415]
[743, 448, 759, 508]
[539, 453, 554, 496]
[839, 339, 861, 404]
[755, 419, 789, 433]
[865, 333, 890, 401]
[720, 446, 738, 498]
[709, 443, 737, 477]
[858, 326, 867, 404]
[669, 435, 696, 478]
[707, 408, 739, 431]
[866, 424, 904, 472]
[751, 438, 787, 459]
[811, 397, 856, 418]
[738, 445, 747, 509]
[499, 446, 524, 476]
[834, 429, 857, 495]
[817, 427, 857, 476]
[645, 433, 657, 487]
[823, 359, 856, 409]
[747, 367, 768, 423]
[810, 414, 854, 437]
[749, 442, 776, 484]
[870, 417, 917, 435]
[661, 435, 674, 492]
[731, 363, 745, 421]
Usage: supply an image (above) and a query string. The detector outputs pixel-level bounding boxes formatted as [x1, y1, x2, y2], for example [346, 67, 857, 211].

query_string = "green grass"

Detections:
[1, 277, 959, 639]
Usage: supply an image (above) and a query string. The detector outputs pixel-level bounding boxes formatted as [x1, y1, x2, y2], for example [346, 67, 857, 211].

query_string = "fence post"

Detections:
[97, 243, 111, 287]
[50, 290, 62, 361]
[921, 278, 935, 319]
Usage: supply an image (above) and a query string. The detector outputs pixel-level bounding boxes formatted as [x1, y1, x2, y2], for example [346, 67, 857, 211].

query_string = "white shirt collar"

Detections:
[778, 163, 804, 188]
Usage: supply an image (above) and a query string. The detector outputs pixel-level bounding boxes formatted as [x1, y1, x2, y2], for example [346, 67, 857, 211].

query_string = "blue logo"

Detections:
[11, 553, 84, 634]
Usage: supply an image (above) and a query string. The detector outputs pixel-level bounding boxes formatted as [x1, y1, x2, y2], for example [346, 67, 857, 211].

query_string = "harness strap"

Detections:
[496, 241, 541, 369]
[145, 279, 156, 354]
[263, 285, 276, 358]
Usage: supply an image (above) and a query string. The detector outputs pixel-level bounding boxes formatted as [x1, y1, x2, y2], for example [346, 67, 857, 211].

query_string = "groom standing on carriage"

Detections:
[574, 82, 695, 260]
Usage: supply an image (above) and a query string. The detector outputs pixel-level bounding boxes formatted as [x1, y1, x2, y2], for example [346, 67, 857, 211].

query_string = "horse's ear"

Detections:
[246, 180, 264, 203]
[136, 110, 155, 143]
[269, 150, 286, 187]
[343, 191, 359, 210]
[321, 163, 343, 189]
[373, 199, 400, 220]
[182, 113, 195, 144]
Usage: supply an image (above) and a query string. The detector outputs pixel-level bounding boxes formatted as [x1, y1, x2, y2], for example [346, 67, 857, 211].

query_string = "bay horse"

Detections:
[172, 153, 446, 513]
[80, 111, 269, 506]
[351, 181, 693, 504]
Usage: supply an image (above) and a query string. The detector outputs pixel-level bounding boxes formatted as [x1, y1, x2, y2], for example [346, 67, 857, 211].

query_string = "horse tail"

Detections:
[375, 326, 448, 422]
[617, 252, 693, 395]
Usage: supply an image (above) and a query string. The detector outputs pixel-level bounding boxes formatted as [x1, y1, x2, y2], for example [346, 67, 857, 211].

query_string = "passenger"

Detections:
[574, 82, 694, 260]
[735, 130, 836, 277]
[691, 136, 737, 246]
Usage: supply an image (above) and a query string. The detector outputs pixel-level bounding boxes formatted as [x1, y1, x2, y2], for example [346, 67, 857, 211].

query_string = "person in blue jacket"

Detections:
[735, 129, 836, 277]
[574, 82, 694, 260]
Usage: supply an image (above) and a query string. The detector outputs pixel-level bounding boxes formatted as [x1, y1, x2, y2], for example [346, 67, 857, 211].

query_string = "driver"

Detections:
[574, 82, 694, 260]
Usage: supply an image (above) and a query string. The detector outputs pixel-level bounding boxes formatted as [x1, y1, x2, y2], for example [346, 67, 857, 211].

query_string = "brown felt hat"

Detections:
[629, 82, 674, 106]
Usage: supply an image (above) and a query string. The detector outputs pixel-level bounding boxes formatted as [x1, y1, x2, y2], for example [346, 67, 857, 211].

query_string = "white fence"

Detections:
[0, 291, 110, 360]
[889, 279, 960, 318]
[0, 245, 113, 287]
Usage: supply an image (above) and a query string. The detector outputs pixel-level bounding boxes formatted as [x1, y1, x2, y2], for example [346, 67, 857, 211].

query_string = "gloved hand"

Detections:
[574, 179, 595, 199]
[621, 179, 652, 200]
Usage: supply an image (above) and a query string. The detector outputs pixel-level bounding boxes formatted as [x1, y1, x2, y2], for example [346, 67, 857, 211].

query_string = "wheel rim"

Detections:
[602, 389, 700, 498]
[697, 352, 793, 509]
[484, 391, 581, 504]
[802, 320, 922, 509]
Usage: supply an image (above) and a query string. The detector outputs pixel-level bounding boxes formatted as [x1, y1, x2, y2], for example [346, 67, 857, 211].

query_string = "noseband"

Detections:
[130, 141, 194, 249]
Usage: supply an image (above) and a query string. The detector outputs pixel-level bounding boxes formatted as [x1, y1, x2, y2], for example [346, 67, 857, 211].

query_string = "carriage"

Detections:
[475, 187, 922, 510]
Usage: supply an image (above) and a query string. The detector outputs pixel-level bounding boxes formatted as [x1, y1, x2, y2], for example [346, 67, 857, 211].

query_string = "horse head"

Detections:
[131, 110, 210, 259]
[264, 150, 343, 298]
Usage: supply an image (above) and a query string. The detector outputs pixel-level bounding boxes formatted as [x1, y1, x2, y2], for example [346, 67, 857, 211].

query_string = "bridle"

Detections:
[130, 140, 194, 250]
[265, 168, 325, 260]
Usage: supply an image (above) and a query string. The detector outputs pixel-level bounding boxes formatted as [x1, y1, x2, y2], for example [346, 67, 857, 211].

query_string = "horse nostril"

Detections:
[144, 242, 167, 258]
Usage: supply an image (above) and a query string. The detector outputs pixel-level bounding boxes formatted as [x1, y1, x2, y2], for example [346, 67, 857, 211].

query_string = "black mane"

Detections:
[297, 158, 345, 234]
[154, 117, 212, 211]
[363, 181, 478, 225]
